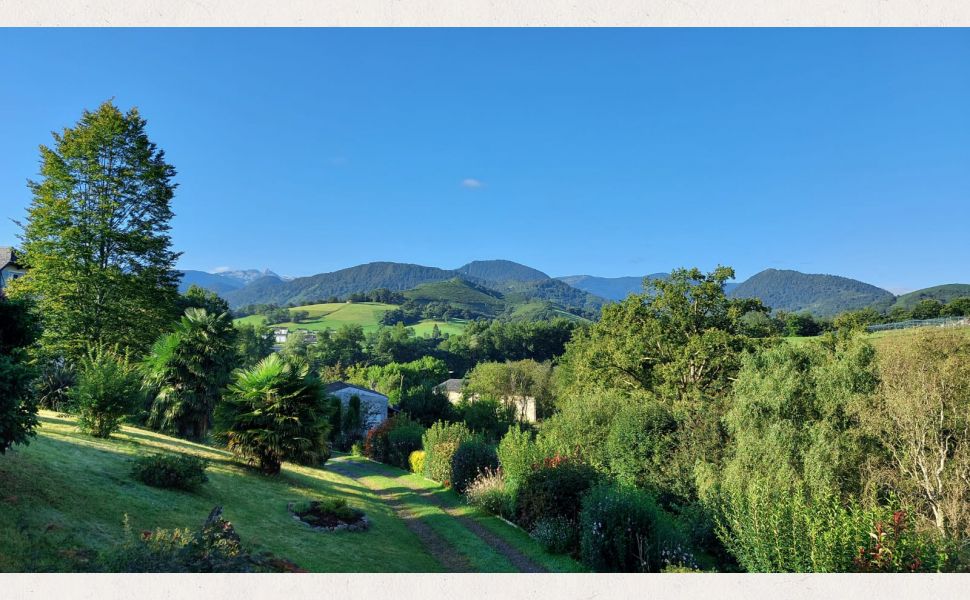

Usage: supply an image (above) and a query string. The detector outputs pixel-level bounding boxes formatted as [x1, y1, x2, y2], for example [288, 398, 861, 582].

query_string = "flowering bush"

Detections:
[408, 450, 426, 474]
[530, 516, 576, 554]
[450, 439, 498, 494]
[579, 484, 688, 572]
[465, 468, 512, 518]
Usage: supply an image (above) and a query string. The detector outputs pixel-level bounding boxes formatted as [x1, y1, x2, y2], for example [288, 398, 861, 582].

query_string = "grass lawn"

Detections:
[785, 324, 970, 352]
[234, 302, 467, 337]
[0, 412, 576, 573]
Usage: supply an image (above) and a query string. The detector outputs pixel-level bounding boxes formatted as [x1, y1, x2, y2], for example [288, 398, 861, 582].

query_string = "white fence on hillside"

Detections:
[867, 316, 970, 333]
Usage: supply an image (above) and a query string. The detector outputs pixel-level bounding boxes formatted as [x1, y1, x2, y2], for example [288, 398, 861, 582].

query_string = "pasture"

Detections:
[234, 302, 468, 336]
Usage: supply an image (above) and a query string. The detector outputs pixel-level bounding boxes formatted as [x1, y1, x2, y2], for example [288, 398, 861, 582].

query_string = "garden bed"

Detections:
[287, 499, 370, 533]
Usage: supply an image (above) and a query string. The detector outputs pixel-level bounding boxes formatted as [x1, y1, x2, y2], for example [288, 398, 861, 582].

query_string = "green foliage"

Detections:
[496, 425, 541, 496]
[721, 334, 877, 506]
[144, 308, 238, 441]
[10, 101, 180, 360]
[449, 439, 499, 494]
[890, 284, 970, 312]
[463, 359, 555, 421]
[234, 322, 274, 369]
[70, 346, 142, 438]
[514, 459, 600, 531]
[941, 297, 970, 317]
[421, 420, 474, 484]
[603, 398, 678, 499]
[457, 397, 515, 442]
[579, 484, 687, 572]
[713, 480, 949, 572]
[131, 453, 209, 491]
[0, 296, 39, 453]
[216, 354, 332, 475]
[408, 449, 426, 474]
[910, 298, 944, 320]
[291, 497, 364, 525]
[531, 516, 577, 555]
[465, 469, 512, 518]
[101, 508, 302, 572]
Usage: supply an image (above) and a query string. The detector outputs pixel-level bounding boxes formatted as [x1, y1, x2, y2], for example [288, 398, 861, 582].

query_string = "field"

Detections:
[0, 412, 580, 573]
[787, 324, 970, 351]
[234, 302, 468, 337]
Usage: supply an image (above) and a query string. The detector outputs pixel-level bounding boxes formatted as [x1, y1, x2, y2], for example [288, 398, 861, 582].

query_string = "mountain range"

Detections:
[177, 260, 967, 319]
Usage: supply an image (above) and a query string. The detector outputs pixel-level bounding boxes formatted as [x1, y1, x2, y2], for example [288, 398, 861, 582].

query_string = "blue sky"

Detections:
[1, 28, 968, 293]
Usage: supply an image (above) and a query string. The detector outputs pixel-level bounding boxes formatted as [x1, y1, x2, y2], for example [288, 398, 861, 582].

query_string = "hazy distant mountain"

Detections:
[729, 269, 893, 316]
[456, 260, 550, 283]
[557, 273, 670, 301]
[178, 270, 247, 294]
[214, 268, 285, 284]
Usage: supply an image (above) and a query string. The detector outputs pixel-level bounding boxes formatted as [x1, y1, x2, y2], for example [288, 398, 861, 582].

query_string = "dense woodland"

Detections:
[3, 102, 970, 573]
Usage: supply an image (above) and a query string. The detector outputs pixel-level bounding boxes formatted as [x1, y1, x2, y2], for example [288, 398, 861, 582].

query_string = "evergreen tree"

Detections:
[0, 295, 40, 453]
[9, 101, 180, 360]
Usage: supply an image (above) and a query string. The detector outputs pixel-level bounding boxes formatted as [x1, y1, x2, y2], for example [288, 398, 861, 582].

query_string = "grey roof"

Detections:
[437, 378, 464, 393]
[324, 381, 387, 398]
[0, 247, 20, 270]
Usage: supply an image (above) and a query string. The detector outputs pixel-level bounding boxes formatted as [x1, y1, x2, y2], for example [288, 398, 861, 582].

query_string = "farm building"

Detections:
[0, 247, 26, 291]
[324, 382, 389, 431]
[434, 378, 537, 423]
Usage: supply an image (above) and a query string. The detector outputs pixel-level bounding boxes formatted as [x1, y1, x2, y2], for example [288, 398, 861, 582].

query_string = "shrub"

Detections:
[409, 450, 426, 474]
[131, 453, 209, 491]
[497, 425, 540, 497]
[350, 441, 364, 457]
[0, 295, 39, 454]
[515, 458, 600, 531]
[465, 469, 512, 518]
[450, 439, 499, 495]
[364, 414, 426, 468]
[422, 420, 473, 484]
[33, 357, 75, 412]
[531, 516, 577, 554]
[713, 479, 952, 572]
[71, 346, 142, 438]
[101, 507, 304, 572]
[363, 419, 394, 463]
[579, 484, 688, 572]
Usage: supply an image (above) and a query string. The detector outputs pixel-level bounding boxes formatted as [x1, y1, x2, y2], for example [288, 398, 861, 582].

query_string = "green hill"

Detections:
[224, 262, 458, 308]
[235, 302, 468, 336]
[729, 269, 894, 317]
[888, 284, 970, 311]
[403, 278, 506, 316]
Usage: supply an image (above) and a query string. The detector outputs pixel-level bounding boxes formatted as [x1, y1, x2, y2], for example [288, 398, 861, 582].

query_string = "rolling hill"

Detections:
[403, 278, 506, 316]
[236, 302, 467, 336]
[729, 269, 894, 316]
[223, 262, 459, 308]
[888, 284, 970, 312]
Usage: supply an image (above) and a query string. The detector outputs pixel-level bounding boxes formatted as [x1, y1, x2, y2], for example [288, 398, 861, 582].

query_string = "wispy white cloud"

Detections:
[212, 266, 232, 273]
[461, 178, 484, 189]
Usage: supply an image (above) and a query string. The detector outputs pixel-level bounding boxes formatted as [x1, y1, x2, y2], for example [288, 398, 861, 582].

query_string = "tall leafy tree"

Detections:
[144, 308, 238, 440]
[0, 295, 40, 453]
[9, 101, 180, 360]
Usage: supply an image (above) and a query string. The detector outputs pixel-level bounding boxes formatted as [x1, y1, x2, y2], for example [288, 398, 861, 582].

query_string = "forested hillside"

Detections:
[729, 269, 894, 316]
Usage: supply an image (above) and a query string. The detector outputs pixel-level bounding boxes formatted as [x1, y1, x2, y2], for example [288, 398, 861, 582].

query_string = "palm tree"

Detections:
[143, 307, 237, 441]
[216, 354, 332, 475]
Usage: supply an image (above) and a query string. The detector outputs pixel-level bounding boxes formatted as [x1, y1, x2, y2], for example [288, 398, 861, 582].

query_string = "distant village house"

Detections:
[324, 382, 389, 431]
[434, 378, 538, 423]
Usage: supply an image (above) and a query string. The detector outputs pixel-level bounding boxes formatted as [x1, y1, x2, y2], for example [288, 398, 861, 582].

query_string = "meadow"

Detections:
[234, 302, 467, 336]
[0, 412, 579, 572]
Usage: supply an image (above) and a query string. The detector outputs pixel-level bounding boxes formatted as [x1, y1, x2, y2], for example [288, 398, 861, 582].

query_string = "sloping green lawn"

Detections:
[0, 412, 440, 572]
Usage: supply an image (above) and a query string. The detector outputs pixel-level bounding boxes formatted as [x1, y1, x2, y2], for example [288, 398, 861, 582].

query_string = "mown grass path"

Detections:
[326, 455, 562, 573]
